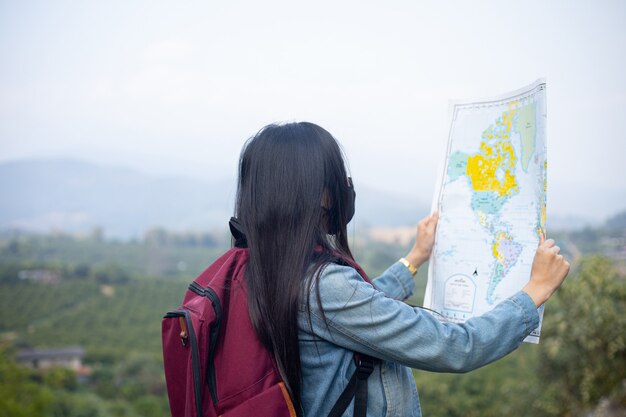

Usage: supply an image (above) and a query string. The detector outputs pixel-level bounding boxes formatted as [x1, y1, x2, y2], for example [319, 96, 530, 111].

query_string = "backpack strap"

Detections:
[316, 252, 379, 416]
[326, 354, 375, 417]
[326, 254, 379, 416]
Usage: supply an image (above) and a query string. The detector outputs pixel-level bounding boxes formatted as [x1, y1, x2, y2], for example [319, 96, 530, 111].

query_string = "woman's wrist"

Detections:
[522, 281, 550, 308]
[404, 250, 428, 270]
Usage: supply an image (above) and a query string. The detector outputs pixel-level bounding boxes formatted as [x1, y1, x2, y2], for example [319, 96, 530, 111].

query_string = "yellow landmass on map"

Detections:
[477, 210, 488, 228]
[466, 105, 519, 197]
[492, 231, 508, 263]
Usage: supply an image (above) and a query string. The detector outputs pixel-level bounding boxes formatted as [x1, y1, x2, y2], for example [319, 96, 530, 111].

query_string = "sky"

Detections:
[1, 0, 625, 220]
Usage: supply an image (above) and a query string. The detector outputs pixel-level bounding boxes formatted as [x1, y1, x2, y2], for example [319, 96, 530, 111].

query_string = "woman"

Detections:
[235, 122, 569, 417]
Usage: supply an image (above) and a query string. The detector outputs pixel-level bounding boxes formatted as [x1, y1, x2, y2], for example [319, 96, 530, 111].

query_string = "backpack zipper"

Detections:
[189, 281, 222, 405]
[164, 310, 202, 417]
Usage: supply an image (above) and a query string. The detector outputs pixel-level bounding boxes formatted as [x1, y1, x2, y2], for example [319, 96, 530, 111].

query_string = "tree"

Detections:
[0, 348, 53, 417]
[536, 256, 626, 416]
[91, 263, 129, 285]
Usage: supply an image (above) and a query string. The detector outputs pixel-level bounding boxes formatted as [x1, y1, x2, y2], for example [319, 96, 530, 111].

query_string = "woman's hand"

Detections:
[405, 212, 439, 269]
[522, 233, 570, 307]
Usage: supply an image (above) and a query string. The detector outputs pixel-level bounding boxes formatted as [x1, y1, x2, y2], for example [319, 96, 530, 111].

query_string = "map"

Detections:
[424, 79, 546, 343]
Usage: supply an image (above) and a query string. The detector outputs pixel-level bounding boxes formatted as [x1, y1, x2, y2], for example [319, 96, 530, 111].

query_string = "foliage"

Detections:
[0, 347, 48, 417]
[0, 234, 193, 416]
[0, 278, 187, 355]
[354, 237, 429, 305]
[0, 233, 226, 278]
[414, 344, 541, 417]
[91, 263, 130, 284]
[535, 256, 626, 416]
[143, 228, 222, 248]
[43, 368, 78, 391]
[0, 346, 169, 417]
[0, 231, 624, 416]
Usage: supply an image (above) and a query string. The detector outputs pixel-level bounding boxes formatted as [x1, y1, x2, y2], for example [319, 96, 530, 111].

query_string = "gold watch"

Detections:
[399, 257, 418, 276]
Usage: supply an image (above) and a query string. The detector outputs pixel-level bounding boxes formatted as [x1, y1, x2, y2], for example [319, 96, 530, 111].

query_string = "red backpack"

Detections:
[162, 218, 375, 417]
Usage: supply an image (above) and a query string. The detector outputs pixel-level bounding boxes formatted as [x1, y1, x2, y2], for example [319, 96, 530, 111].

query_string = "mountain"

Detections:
[0, 159, 236, 238]
[548, 182, 626, 229]
[2, 158, 622, 238]
[606, 210, 626, 228]
[0, 159, 429, 238]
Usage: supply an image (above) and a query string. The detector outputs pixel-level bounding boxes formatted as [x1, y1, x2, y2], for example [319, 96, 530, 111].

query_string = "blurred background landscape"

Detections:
[1, 1, 625, 416]
[1, 206, 625, 417]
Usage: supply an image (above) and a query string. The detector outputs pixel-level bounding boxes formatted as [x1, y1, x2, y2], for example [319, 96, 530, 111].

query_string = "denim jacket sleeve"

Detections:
[370, 261, 417, 300]
[305, 262, 540, 373]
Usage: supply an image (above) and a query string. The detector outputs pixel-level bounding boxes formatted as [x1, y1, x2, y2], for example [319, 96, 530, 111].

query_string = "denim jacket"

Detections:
[298, 261, 540, 417]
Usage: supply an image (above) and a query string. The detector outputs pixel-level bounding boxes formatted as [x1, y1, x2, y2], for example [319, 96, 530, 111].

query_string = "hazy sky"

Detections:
[1, 0, 625, 219]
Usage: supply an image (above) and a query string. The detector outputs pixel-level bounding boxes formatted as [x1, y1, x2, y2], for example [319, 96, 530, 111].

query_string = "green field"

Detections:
[0, 227, 625, 417]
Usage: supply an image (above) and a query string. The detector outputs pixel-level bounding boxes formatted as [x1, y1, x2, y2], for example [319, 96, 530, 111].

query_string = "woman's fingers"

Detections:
[524, 238, 570, 307]
[543, 238, 556, 248]
[423, 212, 439, 231]
[406, 212, 440, 268]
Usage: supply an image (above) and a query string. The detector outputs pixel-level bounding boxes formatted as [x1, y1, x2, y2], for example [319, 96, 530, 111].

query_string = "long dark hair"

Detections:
[235, 122, 354, 416]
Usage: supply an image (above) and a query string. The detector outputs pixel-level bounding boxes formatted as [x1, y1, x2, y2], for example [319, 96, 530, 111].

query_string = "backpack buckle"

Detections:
[355, 356, 374, 379]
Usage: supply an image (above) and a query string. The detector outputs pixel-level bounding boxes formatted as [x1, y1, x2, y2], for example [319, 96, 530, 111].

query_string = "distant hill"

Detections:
[548, 182, 626, 229]
[0, 159, 236, 238]
[1, 158, 622, 238]
[607, 210, 626, 228]
[0, 159, 429, 238]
